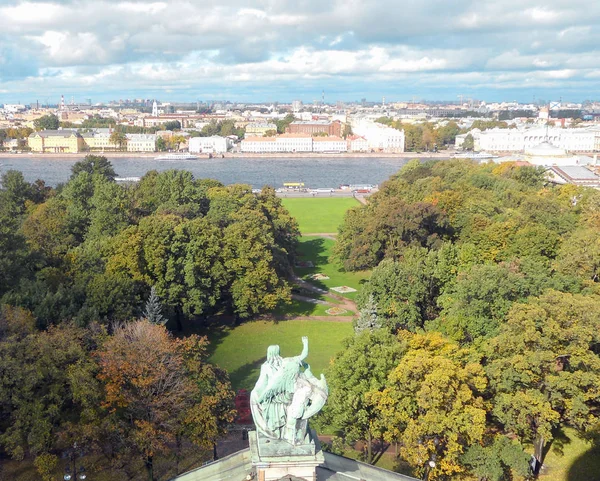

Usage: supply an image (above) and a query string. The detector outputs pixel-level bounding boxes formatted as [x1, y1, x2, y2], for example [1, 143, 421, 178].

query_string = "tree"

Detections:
[96, 320, 233, 481]
[334, 197, 452, 271]
[324, 330, 405, 464]
[0, 323, 96, 460]
[485, 291, 600, 472]
[357, 247, 438, 332]
[462, 133, 474, 151]
[34, 114, 59, 131]
[109, 130, 127, 151]
[370, 332, 488, 479]
[0, 171, 35, 296]
[275, 114, 296, 134]
[554, 226, 600, 284]
[169, 134, 186, 151]
[354, 294, 380, 333]
[144, 286, 166, 325]
[342, 123, 352, 139]
[461, 435, 530, 481]
[164, 120, 181, 131]
[434, 263, 542, 342]
[71, 155, 116, 181]
[21, 197, 76, 263]
[156, 136, 167, 152]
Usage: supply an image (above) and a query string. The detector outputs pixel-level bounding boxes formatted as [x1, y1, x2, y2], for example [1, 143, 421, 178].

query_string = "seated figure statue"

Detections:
[250, 337, 328, 445]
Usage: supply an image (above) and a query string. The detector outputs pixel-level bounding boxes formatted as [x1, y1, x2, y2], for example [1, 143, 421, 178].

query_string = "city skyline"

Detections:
[2, 0, 600, 103]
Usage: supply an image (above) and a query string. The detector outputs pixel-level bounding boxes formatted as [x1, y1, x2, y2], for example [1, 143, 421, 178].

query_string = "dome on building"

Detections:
[525, 141, 568, 157]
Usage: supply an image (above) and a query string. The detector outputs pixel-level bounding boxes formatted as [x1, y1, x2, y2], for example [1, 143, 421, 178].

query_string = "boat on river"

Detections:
[154, 153, 199, 161]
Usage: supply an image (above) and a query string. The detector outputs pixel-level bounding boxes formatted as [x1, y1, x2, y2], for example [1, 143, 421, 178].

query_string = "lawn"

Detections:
[203, 319, 353, 390]
[295, 236, 370, 300]
[272, 298, 354, 317]
[282, 197, 360, 233]
[538, 427, 600, 481]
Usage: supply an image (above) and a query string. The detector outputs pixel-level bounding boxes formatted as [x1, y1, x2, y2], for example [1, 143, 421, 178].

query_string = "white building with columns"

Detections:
[189, 136, 233, 154]
[457, 127, 600, 153]
[351, 119, 405, 152]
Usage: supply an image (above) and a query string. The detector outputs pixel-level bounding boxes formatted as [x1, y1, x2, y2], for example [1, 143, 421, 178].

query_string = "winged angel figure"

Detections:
[250, 337, 328, 445]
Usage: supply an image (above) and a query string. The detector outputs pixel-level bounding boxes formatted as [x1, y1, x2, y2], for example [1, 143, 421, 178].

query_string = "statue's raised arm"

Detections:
[296, 336, 309, 363]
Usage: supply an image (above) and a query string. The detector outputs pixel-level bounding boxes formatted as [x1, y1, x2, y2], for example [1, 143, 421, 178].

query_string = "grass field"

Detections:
[272, 298, 354, 317]
[282, 197, 360, 233]
[538, 428, 600, 481]
[295, 236, 370, 300]
[203, 319, 353, 390]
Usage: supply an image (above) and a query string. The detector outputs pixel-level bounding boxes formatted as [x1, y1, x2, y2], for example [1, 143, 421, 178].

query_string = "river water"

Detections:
[0, 155, 414, 188]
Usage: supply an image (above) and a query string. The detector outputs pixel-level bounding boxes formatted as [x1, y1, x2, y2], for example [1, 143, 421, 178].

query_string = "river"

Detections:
[0, 155, 417, 188]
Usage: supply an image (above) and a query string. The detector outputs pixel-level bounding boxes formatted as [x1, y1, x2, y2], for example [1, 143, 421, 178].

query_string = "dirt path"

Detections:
[291, 275, 358, 314]
[291, 294, 331, 305]
[303, 232, 338, 240]
[259, 314, 354, 322]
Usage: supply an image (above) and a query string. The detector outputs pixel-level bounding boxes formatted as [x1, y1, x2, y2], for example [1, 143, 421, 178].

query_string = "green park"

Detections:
[205, 196, 366, 387]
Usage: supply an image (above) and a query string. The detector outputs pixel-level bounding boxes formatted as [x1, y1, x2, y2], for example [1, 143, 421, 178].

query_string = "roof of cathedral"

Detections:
[169, 449, 419, 481]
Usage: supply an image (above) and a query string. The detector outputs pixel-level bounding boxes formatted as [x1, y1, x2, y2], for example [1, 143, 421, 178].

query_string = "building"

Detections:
[494, 142, 595, 167]
[288, 120, 342, 137]
[347, 135, 369, 152]
[457, 127, 600, 153]
[81, 130, 118, 151]
[188, 136, 233, 154]
[312, 136, 347, 152]
[351, 119, 405, 152]
[241, 134, 313, 153]
[126, 134, 157, 152]
[546, 165, 600, 187]
[28, 130, 84, 153]
[245, 122, 277, 137]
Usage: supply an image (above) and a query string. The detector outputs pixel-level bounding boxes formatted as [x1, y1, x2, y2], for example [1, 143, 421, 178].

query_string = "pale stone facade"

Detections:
[188, 136, 232, 154]
[126, 134, 157, 152]
[351, 120, 405, 152]
[245, 122, 277, 137]
[457, 127, 600, 153]
[312, 136, 347, 152]
[241, 134, 313, 153]
[28, 130, 84, 153]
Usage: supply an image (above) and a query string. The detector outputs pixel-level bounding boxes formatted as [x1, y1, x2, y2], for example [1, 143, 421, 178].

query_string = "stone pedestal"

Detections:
[249, 430, 324, 481]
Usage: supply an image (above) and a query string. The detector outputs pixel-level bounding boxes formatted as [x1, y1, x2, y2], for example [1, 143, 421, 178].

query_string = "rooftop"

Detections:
[170, 449, 419, 481]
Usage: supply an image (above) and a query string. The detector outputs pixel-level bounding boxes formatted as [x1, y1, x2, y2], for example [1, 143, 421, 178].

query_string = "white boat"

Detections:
[154, 153, 199, 161]
[115, 176, 141, 182]
[453, 152, 498, 160]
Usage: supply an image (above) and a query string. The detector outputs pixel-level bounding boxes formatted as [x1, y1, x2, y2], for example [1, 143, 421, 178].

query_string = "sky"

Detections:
[1, 0, 600, 104]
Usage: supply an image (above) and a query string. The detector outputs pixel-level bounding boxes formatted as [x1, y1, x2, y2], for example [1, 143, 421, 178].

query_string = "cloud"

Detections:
[1, 0, 600, 101]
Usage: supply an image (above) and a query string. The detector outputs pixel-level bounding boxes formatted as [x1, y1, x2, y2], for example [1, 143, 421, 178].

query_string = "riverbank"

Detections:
[1, 151, 450, 160]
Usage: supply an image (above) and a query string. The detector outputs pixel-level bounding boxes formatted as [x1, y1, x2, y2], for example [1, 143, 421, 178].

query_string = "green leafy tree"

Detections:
[335, 197, 452, 271]
[71, 155, 116, 181]
[34, 114, 59, 131]
[275, 114, 296, 134]
[109, 130, 127, 150]
[164, 120, 181, 131]
[461, 435, 530, 481]
[462, 134, 475, 151]
[434, 263, 543, 342]
[323, 330, 405, 464]
[357, 249, 438, 332]
[0, 323, 96, 460]
[370, 332, 488, 479]
[156, 136, 167, 151]
[485, 291, 600, 471]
